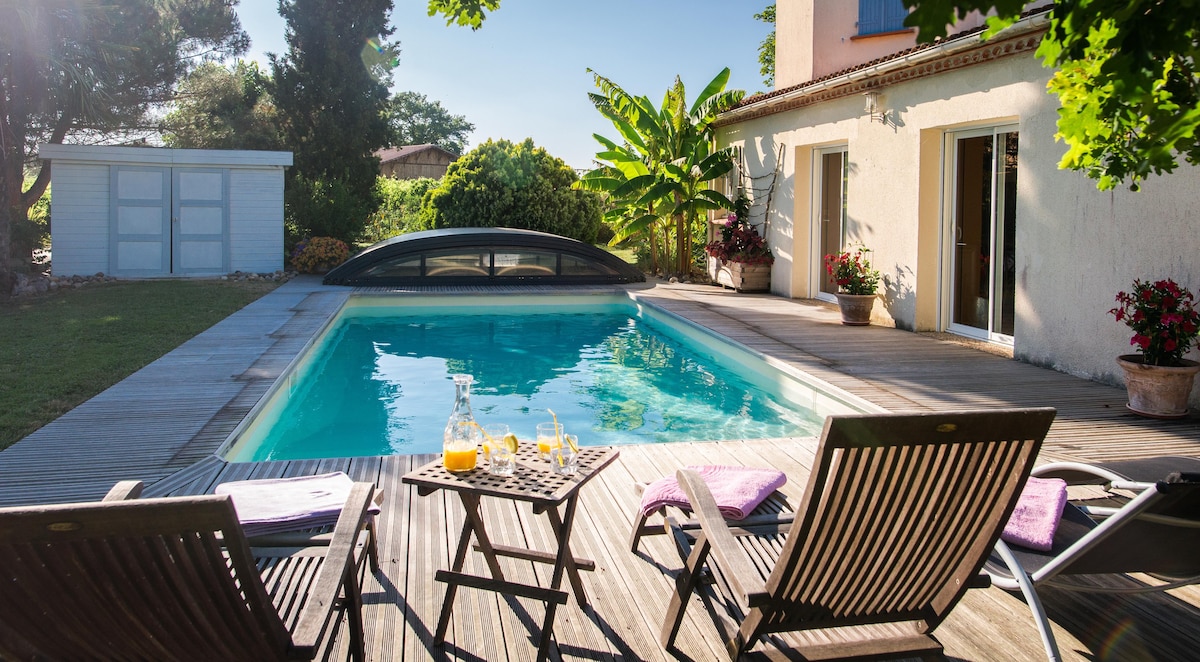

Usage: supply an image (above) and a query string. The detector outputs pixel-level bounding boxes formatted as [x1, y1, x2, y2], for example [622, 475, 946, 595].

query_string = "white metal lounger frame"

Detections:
[988, 461, 1200, 662]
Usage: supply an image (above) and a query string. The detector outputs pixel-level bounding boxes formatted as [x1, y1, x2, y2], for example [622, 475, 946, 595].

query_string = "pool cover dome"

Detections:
[323, 228, 645, 286]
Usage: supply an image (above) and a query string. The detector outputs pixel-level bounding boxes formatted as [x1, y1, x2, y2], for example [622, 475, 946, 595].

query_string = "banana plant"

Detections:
[578, 68, 745, 276]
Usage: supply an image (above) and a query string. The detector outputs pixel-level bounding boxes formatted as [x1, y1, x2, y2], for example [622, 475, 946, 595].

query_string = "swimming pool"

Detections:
[223, 294, 874, 461]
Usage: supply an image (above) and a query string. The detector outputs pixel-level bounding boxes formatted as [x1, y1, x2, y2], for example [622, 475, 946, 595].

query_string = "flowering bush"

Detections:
[290, 236, 350, 274]
[824, 246, 881, 295]
[705, 211, 773, 266]
[1109, 278, 1200, 366]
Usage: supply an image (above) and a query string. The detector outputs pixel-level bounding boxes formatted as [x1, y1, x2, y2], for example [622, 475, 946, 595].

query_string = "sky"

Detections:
[235, 0, 773, 170]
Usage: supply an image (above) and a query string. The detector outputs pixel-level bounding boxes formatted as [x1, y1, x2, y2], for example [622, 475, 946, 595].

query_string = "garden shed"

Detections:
[39, 145, 292, 278]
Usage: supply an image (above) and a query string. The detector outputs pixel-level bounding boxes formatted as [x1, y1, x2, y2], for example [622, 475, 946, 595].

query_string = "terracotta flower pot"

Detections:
[1116, 354, 1200, 419]
[834, 293, 876, 326]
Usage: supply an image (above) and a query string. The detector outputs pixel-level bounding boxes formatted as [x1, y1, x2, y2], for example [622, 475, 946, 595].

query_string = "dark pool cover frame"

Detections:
[322, 227, 645, 286]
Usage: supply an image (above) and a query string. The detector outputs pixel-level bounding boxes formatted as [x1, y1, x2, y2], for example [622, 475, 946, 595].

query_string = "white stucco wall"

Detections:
[720, 44, 1200, 399]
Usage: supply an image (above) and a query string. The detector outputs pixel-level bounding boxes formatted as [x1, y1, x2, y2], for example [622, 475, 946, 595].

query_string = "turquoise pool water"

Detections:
[225, 295, 867, 461]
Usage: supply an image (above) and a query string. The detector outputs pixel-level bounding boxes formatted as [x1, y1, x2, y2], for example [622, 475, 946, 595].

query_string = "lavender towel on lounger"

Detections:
[216, 471, 380, 537]
[1001, 476, 1068, 552]
[640, 465, 787, 521]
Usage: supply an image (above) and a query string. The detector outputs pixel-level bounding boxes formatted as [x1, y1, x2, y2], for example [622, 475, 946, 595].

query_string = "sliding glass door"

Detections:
[815, 146, 848, 301]
[947, 126, 1018, 342]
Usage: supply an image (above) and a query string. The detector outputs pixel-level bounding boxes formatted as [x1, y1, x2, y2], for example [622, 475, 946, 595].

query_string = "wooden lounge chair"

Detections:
[0, 479, 377, 661]
[655, 407, 1056, 660]
[985, 456, 1200, 662]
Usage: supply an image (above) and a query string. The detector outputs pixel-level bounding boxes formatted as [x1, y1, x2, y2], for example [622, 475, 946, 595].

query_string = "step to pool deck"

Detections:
[2, 277, 1198, 507]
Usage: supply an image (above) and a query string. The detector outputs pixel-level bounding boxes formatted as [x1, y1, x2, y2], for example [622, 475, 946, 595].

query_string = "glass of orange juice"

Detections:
[443, 440, 478, 472]
[536, 422, 562, 460]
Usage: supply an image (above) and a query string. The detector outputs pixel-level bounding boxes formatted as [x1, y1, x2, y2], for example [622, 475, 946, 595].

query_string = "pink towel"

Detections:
[216, 472, 381, 537]
[640, 465, 787, 520]
[1001, 476, 1068, 552]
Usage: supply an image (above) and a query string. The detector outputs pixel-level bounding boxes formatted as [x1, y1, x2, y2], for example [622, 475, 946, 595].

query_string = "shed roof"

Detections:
[37, 144, 292, 167]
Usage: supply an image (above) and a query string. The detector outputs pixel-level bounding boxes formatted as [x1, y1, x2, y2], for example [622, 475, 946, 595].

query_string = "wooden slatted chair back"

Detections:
[0, 495, 293, 660]
[760, 408, 1054, 636]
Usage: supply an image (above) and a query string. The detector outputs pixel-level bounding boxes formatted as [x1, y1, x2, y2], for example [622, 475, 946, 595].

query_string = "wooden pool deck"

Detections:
[2, 277, 1199, 660]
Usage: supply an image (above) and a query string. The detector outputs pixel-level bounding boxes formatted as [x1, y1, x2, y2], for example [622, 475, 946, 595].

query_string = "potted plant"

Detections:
[824, 246, 881, 325]
[705, 196, 773, 293]
[1109, 278, 1200, 418]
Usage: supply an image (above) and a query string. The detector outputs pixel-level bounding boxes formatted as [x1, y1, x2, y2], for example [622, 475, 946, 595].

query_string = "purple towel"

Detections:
[640, 465, 787, 520]
[215, 472, 381, 537]
[1001, 476, 1068, 552]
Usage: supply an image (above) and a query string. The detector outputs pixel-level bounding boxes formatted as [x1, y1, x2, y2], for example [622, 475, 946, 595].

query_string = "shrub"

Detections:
[284, 174, 379, 246]
[290, 236, 350, 274]
[365, 176, 440, 242]
[421, 138, 601, 242]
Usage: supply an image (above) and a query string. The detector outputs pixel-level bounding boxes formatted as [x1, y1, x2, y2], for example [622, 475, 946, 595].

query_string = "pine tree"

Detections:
[270, 0, 398, 241]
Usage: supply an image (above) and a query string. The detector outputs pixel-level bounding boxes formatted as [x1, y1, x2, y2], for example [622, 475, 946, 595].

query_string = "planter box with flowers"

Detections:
[1109, 278, 1200, 418]
[824, 246, 882, 326]
[705, 203, 773, 293]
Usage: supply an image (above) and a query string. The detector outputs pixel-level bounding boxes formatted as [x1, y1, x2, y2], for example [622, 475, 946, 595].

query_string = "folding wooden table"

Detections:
[402, 445, 619, 661]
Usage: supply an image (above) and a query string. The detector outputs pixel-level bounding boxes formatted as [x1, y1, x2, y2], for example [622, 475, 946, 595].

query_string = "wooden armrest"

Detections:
[291, 481, 376, 655]
[675, 469, 770, 607]
[103, 481, 145, 501]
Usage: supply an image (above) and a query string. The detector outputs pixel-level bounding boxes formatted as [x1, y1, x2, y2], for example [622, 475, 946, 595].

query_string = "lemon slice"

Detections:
[565, 434, 579, 453]
[503, 432, 519, 454]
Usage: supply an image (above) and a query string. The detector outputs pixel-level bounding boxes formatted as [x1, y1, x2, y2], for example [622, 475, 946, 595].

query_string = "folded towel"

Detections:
[1001, 476, 1068, 552]
[640, 465, 787, 520]
[216, 472, 381, 537]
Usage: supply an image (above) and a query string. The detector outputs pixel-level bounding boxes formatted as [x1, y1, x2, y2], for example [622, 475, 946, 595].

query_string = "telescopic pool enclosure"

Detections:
[323, 227, 645, 286]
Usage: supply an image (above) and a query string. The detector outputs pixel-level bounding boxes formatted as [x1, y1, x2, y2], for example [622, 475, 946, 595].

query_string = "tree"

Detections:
[386, 91, 474, 154]
[756, 4, 776, 89]
[162, 61, 283, 150]
[907, 1, 1200, 191]
[426, 0, 499, 30]
[578, 69, 745, 277]
[0, 0, 247, 294]
[271, 0, 398, 243]
[422, 138, 602, 243]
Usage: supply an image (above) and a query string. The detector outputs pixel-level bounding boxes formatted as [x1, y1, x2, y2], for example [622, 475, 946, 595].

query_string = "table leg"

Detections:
[537, 493, 580, 662]
[435, 493, 507, 644]
[462, 493, 506, 581]
[545, 502, 588, 604]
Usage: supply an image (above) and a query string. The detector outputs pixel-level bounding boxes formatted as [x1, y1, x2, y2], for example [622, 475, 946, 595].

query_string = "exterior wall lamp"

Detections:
[863, 90, 889, 124]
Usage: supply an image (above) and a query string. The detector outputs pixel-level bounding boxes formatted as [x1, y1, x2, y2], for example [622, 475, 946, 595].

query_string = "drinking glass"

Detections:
[482, 424, 509, 461]
[536, 422, 562, 460]
[488, 446, 516, 477]
[549, 445, 578, 476]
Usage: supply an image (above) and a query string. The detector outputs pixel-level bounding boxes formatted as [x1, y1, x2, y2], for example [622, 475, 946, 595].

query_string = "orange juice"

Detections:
[444, 448, 477, 472]
[537, 438, 560, 456]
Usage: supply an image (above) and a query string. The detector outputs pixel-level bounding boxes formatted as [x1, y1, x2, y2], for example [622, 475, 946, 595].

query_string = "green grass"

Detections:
[0, 279, 281, 450]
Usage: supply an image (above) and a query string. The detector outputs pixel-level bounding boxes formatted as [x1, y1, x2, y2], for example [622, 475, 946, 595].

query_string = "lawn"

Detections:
[0, 279, 281, 451]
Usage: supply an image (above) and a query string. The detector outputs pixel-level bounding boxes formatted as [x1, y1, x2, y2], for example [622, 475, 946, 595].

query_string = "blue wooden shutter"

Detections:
[859, 0, 908, 35]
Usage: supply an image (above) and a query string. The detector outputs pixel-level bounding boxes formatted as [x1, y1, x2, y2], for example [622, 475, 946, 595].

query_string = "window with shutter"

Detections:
[858, 0, 909, 36]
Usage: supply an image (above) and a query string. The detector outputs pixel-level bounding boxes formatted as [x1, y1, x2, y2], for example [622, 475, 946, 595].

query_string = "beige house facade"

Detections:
[719, 1, 1200, 397]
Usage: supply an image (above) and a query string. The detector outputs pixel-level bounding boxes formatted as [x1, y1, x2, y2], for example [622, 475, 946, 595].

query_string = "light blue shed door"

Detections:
[111, 167, 170, 275]
[110, 166, 229, 276]
[173, 169, 229, 274]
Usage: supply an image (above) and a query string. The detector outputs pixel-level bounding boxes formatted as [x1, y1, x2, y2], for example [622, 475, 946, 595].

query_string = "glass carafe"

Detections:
[442, 374, 481, 472]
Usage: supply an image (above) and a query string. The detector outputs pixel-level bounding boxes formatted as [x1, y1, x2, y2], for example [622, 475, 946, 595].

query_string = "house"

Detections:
[39, 145, 291, 277]
[376, 144, 457, 180]
[718, 0, 1200, 399]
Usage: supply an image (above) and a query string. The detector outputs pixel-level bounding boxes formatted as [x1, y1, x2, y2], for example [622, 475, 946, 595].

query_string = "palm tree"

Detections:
[578, 69, 745, 277]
